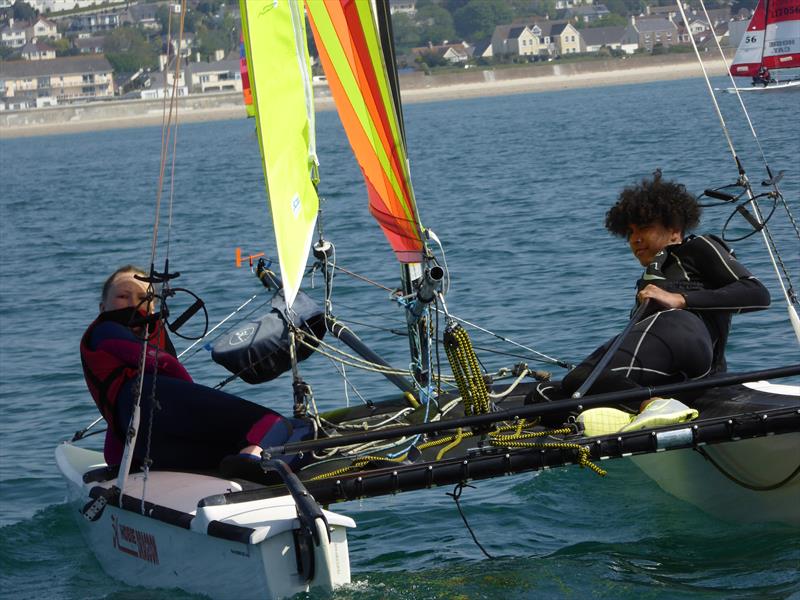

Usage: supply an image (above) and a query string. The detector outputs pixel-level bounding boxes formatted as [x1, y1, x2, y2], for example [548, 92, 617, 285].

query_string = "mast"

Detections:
[373, 0, 434, 386]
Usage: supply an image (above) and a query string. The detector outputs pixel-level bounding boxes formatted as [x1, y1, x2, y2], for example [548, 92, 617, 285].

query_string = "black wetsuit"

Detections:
[534, 235, 770, 407]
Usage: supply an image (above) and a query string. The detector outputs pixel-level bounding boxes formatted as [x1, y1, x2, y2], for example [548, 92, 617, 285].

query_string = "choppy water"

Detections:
[1, 76, 799, 599]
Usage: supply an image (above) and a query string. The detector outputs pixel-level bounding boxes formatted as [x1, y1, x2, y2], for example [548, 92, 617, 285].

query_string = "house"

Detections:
[565, 4, 610, 24]
[73, 35, 105, 54]
[26, 17, 60, 42]
[555, 0, 595, 9]
[411, 41, 473, 64]
[162, 32, 195, 60]
[122, 4, 160, 31]
[1, 19, 29, 49]
[185, 58, 242, 93]
[389, 0, 416, 15]
[140, 70, 188, 100]
[25, 0, 107, 12]
[622, 16, 679, 51]
[69, 12, 121, 34]
[0, 55, 115, 104]
[492, 24, 549, 57]
[547, 22, 582, 54]
[20, 41, 56, 60]
[580, 26, 637, 54]
[471, 41, 493, 59]
[510, 26, 541, 57]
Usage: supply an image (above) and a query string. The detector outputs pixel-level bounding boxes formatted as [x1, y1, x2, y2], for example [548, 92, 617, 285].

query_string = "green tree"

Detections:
[12, 0, 37, 21]
[104, 27, 159, 72]
[391, 12, 421, 53]
[417, 4, 455, 45]
[589, 14, 628, 27]
[195, 24, 229, 59]
[453, 0, 512, 41]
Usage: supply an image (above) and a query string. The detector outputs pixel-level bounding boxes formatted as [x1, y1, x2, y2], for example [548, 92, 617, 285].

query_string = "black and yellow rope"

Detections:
[444, 323, 490, 416]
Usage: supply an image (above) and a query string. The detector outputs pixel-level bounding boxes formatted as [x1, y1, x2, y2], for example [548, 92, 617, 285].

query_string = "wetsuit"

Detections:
[81, 309, 290, 470]
[534, 235, 770, 408]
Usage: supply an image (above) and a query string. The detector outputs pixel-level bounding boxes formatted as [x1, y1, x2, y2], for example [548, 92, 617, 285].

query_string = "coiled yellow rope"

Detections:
[444, 324, 490, 416]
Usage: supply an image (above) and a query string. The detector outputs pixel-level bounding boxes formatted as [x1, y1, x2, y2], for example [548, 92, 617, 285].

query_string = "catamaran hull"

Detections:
[721, 80, 800, 93]
[56, 443, 354, 600]
[631, 432, 800, 525]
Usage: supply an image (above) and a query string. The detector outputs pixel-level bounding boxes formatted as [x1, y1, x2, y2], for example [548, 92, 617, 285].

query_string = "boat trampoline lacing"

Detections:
[695, 447, 800, 492]
[305, 421, 605, 481]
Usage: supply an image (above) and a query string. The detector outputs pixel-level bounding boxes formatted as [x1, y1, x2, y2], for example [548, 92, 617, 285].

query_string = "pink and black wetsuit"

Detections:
[81, 308, 288, 470]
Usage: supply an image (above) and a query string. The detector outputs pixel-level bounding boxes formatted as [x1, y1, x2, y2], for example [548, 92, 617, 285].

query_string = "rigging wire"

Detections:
[117, 0, 188, 507]
[675, 0, 800, 343]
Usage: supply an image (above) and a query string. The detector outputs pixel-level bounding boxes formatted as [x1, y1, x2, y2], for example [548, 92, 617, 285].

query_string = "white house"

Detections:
[20, 41, 56, 60]
[1, 19, 28, 48]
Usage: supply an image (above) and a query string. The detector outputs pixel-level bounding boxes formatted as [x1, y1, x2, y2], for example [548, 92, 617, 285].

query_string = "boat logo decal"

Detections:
[229, 325, 256, 346]
[291, 193, 301, 218]
[111, 515, 160, 565]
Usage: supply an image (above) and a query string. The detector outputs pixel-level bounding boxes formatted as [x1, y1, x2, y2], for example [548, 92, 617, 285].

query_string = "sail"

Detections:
[239, 34, 254, 118]
[305, 0, 425, 263]
[730, 0, 800, 76]
[240, 0, 319, 308]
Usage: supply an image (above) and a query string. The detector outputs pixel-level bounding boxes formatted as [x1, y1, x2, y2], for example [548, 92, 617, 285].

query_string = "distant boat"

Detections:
[722, 0, 800, 92]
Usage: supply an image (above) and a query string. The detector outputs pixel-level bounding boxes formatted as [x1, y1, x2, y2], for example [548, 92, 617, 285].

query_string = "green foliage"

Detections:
[195, 24, 230, 59]
[416, 4, 455, 45]
[12, 0, 37, 21]
[104, 26, 159, 72]
[651, 42, 667, 54]
[0, 45, 14, 59]
[588, 14, 629, 27]
[392, 13, 421, 53]
[453, 0, 512, 41]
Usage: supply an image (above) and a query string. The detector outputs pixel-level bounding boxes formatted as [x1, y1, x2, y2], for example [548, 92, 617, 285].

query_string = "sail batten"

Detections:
[240, 0, 319, 308]
[306, 0, 424, 263]
[730, 0, 800, 76]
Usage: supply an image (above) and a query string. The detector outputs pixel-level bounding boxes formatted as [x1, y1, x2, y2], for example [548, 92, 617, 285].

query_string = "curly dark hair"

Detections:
[605, 172, 701, 238]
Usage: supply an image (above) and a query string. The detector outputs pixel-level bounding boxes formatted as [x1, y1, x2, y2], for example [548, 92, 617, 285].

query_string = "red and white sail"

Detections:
[730, 0, 800, 76]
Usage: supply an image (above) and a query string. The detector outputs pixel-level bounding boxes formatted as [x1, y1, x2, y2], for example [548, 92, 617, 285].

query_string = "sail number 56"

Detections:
[745, 35, 758, 43]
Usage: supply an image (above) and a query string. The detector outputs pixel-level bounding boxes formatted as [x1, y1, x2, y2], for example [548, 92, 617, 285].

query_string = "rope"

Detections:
[446, 483, 495, 560]
[696, 447, 800, 491]
[444, 323, 491, 417]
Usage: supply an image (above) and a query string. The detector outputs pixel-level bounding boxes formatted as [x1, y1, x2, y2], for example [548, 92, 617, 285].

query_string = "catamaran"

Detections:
[56, 0, 800, 598]
[723, 0, 800, 92]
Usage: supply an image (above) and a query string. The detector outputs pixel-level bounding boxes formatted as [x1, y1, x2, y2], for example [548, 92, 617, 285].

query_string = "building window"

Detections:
[82, 74, 95, 83]
[82, 86, 95, 94]
[37, 76, 50, 88]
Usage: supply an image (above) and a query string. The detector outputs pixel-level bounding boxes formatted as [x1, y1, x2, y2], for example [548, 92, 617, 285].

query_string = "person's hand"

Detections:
[637, 284, 687, 309]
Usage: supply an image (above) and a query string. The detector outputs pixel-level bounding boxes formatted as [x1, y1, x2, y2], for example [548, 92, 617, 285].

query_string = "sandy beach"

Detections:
[1, 54, 730, 139]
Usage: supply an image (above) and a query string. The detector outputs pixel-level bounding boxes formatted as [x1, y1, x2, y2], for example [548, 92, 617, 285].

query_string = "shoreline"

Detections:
[1, 54, 730, 139]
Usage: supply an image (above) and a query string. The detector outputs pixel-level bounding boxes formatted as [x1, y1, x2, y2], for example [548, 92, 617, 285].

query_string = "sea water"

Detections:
[1, 77, 798, 599]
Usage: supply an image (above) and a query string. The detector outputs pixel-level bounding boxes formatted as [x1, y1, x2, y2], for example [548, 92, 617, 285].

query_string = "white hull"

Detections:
[632, 382, 800, 525]
[720, 79, 800, 93]
[56, 443, 354, 599]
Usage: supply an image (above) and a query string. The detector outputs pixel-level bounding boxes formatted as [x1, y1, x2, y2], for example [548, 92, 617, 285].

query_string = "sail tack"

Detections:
[730, 0, 800, 76]
[306, 0, 425, 263]
[240, 0, 319, 308]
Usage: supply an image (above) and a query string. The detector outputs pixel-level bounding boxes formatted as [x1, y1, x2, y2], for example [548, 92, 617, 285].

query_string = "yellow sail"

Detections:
[240, 0, 319, 308]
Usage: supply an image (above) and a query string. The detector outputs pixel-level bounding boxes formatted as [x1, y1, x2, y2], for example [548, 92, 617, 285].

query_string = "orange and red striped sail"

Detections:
[305, 0, 424, 263]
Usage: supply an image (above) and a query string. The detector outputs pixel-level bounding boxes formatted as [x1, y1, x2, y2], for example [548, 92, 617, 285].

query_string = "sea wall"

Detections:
[0, 52, 731, 139]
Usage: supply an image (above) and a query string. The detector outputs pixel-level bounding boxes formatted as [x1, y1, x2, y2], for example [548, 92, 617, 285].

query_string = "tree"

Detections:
[589, 14, 628, 27]
[391, 12, 421, 53]
[453, 0, 512, 42]
[417, 5, 455, 45]
[104, 27, 159, 73]
[12, 0, 37, 21]
[195, 24, 229, 60]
